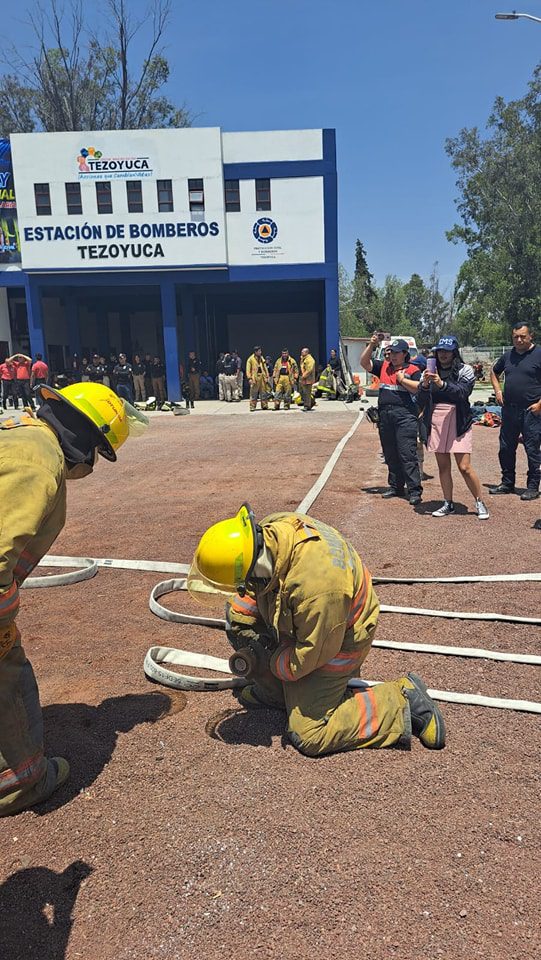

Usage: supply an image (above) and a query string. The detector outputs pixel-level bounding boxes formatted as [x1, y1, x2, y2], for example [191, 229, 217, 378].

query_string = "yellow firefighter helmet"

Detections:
[187, 503, 260, 601]
[37, 381, 148, 461]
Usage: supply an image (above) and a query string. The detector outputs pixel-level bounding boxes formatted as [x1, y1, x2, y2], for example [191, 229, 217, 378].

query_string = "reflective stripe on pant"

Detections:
[249, 376, 269, 410]
[379, 405, 422, 495]
[244, 599, 410, 755]
[0, 630, 53, 816]
[274, 375, 293, 409]
[286, 672, 410, 755]
[499, 404, 541, 490]
[246, 662, 410, 755]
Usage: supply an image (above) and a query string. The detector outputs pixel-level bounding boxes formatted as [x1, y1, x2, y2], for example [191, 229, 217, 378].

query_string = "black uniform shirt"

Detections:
[113, 363, 133, 385]
[86, 363, 106, 382]
[493, 346, 541, 407]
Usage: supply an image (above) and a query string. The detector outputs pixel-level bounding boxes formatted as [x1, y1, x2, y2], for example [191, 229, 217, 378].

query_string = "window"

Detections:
[96, 181, 113, 214]
[65, 182, 82, 215]
[126, 180, 143, 213]
[34, 183, 51, 216]
[157, 179, 174, 213]
[255, 178, 271, 211]
[224, 179, 240, 213]
[188, 178, 205, 213]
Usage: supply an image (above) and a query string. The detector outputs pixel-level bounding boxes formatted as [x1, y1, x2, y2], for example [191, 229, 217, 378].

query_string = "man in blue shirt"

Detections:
[490, 322, 541, 500]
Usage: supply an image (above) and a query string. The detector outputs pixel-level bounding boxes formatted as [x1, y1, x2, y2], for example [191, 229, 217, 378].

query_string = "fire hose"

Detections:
[24, 556, 541, 714]
[24, 408, 541, 713]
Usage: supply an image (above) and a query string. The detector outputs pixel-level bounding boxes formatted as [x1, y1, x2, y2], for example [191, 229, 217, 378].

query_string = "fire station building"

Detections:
[0, 127, 338, 400]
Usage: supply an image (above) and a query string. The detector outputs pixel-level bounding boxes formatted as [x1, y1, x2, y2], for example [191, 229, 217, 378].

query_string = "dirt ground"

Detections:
[0, 405, 539, 960]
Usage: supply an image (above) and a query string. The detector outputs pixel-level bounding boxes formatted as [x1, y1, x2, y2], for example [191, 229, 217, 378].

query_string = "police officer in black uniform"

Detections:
[86, 354, 107, 383]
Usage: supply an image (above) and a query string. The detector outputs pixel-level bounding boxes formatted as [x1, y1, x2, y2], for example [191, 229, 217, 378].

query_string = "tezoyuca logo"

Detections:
[253, 217, 278, 244]
[77, 147, 153, 180]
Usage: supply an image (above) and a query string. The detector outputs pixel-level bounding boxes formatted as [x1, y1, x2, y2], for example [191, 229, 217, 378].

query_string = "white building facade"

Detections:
[0, 127, 337, 399]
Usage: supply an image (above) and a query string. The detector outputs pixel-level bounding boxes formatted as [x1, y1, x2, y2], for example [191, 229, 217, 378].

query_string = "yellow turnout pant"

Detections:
[0, 628, 56, 816]
[247, 659, 410, 756]
[249, 375, 269, 410]
[274, 375, 293, 409]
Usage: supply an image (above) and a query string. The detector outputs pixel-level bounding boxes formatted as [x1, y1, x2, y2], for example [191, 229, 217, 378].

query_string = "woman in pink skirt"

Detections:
[418, 335, 489, 519]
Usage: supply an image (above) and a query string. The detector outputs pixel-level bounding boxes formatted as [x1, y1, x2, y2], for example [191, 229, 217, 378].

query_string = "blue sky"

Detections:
[6, 0, 541, 291]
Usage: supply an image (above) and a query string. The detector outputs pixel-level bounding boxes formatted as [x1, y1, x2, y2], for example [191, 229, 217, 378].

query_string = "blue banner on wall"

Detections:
[0, 139, 21, 263]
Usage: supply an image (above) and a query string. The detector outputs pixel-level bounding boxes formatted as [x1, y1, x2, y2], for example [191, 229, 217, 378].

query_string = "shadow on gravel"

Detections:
[206, 707, 286, 747]
[38, 692, 173, 814]
[412, 500, 470, 516]
[360, 486, 391, 495]
[0, 859, 92, 960]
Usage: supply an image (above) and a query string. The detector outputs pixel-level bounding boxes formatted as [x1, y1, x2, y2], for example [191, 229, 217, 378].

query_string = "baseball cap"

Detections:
[389, 338, 409, 352]
[433, 335, 459, 352]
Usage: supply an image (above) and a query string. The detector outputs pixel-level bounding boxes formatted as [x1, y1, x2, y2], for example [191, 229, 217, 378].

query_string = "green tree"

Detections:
[0, 78, 34, 137]
[354, 239, 376, 303]
[403, 273, 428, 337]
[338, 240, 378, 337]
[371, 275, 407, 333]
[0, 0, 190, 135]
[424, 263, 451, 345]
[446, 65, 541, 337]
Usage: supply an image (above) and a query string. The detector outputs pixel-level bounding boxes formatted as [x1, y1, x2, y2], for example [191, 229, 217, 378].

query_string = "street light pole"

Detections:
[495, 11, 541, 22]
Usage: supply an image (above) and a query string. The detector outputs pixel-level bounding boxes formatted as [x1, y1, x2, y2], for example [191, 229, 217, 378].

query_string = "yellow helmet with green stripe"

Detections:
[187, 503, 261, 601]
[38, 381, 148, 461]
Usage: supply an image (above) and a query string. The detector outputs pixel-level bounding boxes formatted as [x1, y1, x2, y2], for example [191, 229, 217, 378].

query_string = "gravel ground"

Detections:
[0, 406, 539, 960]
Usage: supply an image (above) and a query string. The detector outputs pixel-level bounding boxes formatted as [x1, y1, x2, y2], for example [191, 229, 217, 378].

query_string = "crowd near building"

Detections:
[0, 127, 338, 401]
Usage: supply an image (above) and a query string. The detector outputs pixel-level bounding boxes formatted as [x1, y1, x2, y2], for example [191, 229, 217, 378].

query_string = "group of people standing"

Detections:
[245, 346, 317, 412]
[361, 322, 541, 518]
[0, 352, 49, 411]
[75, 352, 167, 407]
[213, 346, 319, 411]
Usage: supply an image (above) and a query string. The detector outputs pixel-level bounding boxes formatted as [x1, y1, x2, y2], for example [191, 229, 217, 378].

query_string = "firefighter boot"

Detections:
[401, 673, 446, 749]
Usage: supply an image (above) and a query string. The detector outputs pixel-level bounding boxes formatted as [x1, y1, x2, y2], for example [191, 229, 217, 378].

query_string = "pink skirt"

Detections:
[427, 403, 473, 454]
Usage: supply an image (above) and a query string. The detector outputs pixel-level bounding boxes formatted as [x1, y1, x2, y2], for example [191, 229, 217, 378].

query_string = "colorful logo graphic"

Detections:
[77, 146, 103, 172]
[253, 218, 278, 244]
[76, 147, 152, 179]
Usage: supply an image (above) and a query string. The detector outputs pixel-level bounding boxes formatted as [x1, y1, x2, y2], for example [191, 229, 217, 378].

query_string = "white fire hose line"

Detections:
[379, 603, 541, 626]
[28, 558, 541, 711]
[143, 647, 541, 714]
[25, 409, 540, 714]
[296, 407, 365, 515]
[374, 573, 541, 584]
[21, 556, 99, 589]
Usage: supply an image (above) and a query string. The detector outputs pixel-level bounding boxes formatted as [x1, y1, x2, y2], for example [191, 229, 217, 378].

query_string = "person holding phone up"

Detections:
[418, 336, 489, 519]
[361, 334, 423, 505]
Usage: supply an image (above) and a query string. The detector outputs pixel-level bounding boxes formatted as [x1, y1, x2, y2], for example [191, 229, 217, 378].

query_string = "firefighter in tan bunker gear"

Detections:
[188, 505, 446, 756]
[246, 346, 271, 412]
[299, 347, 316, 411]
[0, 383, 147, 816]
[272, 350, 299, 410]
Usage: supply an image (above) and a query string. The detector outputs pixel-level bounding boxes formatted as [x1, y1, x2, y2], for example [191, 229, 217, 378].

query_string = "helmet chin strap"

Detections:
[237, 524, 269, 595]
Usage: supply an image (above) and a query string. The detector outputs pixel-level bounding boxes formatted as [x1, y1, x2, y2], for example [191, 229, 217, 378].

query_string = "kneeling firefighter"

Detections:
[188, 505, 445, 757]
[0, 383, 148, 816]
